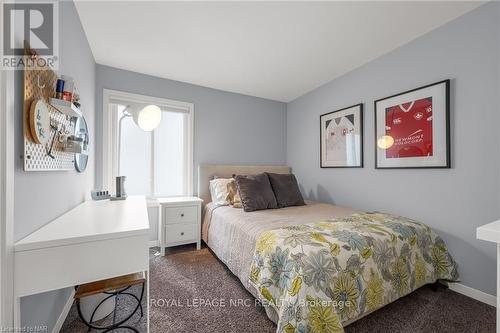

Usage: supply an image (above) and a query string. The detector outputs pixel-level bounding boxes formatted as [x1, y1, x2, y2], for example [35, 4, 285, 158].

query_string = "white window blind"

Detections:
[115, 104, 191, 197]
[154, 111, 189, 197]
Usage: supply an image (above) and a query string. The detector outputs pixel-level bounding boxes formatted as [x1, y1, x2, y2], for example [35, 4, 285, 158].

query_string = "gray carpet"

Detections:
[61, 284, 147, 333]
[62, 245, 495, 332]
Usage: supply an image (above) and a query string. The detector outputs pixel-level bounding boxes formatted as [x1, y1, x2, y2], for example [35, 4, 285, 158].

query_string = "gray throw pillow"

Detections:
[234, 173, 278, 212]
[266, 173, 305, 208]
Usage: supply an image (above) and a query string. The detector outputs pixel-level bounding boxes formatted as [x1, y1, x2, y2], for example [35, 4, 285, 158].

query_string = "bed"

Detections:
[199, 164, 458, 333]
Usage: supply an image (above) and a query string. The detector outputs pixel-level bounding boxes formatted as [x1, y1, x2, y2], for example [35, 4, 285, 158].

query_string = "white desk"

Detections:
[477, 220, 500, 332]
[14, 196, 150, 331]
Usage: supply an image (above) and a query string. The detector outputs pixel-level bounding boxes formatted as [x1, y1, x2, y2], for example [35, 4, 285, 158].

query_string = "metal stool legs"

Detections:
[76, 282, 145, 332]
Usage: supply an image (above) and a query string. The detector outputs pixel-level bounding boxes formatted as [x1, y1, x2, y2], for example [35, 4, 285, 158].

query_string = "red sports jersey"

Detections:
[385, 97, 433, 158]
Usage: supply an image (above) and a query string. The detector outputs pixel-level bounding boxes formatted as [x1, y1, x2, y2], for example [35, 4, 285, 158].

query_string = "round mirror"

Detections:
[74, 116, 89, 173]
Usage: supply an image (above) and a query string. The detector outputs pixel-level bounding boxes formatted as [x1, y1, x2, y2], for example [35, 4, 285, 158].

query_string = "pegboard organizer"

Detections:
[23, 47, 76, 171]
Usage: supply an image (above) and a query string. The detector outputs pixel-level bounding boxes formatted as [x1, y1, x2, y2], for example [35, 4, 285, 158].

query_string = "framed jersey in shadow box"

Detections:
[320, 103, 363, 168]
[375, 80, 450, 169]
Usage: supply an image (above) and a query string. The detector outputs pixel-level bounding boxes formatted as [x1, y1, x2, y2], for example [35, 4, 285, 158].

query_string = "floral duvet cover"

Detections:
[249, 212, 459, 333]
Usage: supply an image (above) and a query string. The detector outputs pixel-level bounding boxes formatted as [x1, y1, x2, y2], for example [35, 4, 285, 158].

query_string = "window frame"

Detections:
[102, 89, 194, 198]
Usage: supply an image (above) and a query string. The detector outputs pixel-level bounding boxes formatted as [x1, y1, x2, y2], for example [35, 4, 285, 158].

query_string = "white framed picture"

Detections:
[375, 80, 450, 169]
[320, 103, 363, 168]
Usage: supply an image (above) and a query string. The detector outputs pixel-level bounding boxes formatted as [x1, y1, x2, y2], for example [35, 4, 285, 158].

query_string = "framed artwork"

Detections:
[320, 103, 363, 168]
[374, 79, 450, 169]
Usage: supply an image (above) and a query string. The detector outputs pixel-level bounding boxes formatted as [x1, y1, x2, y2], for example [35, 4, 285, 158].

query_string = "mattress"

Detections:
[202, 202, 458, 332]
[202, 201, 358, 322]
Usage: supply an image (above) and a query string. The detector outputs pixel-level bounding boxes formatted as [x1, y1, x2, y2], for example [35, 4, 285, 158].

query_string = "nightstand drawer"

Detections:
[164, 205, 198, 224]
[165, 223, 199, 243]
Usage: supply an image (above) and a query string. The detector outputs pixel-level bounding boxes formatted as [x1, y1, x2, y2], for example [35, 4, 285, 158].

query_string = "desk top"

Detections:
[15, 196, 150, 252]
[477, 219, 500, 244]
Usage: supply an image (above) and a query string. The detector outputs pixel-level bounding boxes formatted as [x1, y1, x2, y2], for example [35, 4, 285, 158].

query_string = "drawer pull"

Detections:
[181, 213, 184, 217]
[180, 232, 185, 236]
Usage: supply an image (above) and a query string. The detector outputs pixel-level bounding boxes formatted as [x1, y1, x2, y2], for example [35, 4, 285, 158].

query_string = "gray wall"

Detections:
[95, 66, 287, 241]
[15, 1, 96, 330]
[287, 2, 500, 296]
[95, 64, 287, 191]
[14, 2, 96, 241]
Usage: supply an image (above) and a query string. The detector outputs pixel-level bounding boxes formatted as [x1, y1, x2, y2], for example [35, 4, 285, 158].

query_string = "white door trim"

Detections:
[0, 68, 16, 327]
[0, 66, 3, 327]
[101, 88, 194, 195]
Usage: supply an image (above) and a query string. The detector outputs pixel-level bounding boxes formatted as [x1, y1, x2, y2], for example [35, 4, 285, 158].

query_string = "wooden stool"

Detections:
[74, 272, 146, 332]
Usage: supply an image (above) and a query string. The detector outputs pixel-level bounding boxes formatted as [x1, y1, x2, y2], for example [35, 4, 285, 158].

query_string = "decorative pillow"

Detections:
[235, 173, 278, 212]
[265, 172, 305, 208]
[225, 179, 242, 208]
[209, 178, 233, 205]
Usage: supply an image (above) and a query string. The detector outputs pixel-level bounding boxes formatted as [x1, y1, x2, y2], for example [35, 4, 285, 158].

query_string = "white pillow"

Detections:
[209, 178, 233, 205]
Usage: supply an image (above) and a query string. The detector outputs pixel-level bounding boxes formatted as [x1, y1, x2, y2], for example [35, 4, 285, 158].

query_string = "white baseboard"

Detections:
[448, 282, 496, 307]
[52, 289, 75, 333]
[149, 240, 159, 248]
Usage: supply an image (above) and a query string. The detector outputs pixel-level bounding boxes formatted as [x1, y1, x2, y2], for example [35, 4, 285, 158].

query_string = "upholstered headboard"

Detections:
[197, 164, 291, 204]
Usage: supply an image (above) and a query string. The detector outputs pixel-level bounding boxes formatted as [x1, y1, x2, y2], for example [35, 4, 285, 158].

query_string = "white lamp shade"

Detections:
[133, 104, 162, 131]
[377, 135, 395, 149]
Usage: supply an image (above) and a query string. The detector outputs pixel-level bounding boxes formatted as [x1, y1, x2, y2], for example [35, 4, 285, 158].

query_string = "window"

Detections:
[104, 90, 193, 198]
[117, 104, 152, 195]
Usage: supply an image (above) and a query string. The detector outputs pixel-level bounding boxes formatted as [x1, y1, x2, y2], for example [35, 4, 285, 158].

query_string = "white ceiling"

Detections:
[75, 1, 483, 102]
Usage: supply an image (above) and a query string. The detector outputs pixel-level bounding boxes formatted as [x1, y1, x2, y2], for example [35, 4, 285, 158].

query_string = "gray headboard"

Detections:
[197, 164, 291, 204]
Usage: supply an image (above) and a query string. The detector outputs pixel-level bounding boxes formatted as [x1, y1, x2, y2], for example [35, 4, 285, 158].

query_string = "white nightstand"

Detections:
[157, 196, 203, 255]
